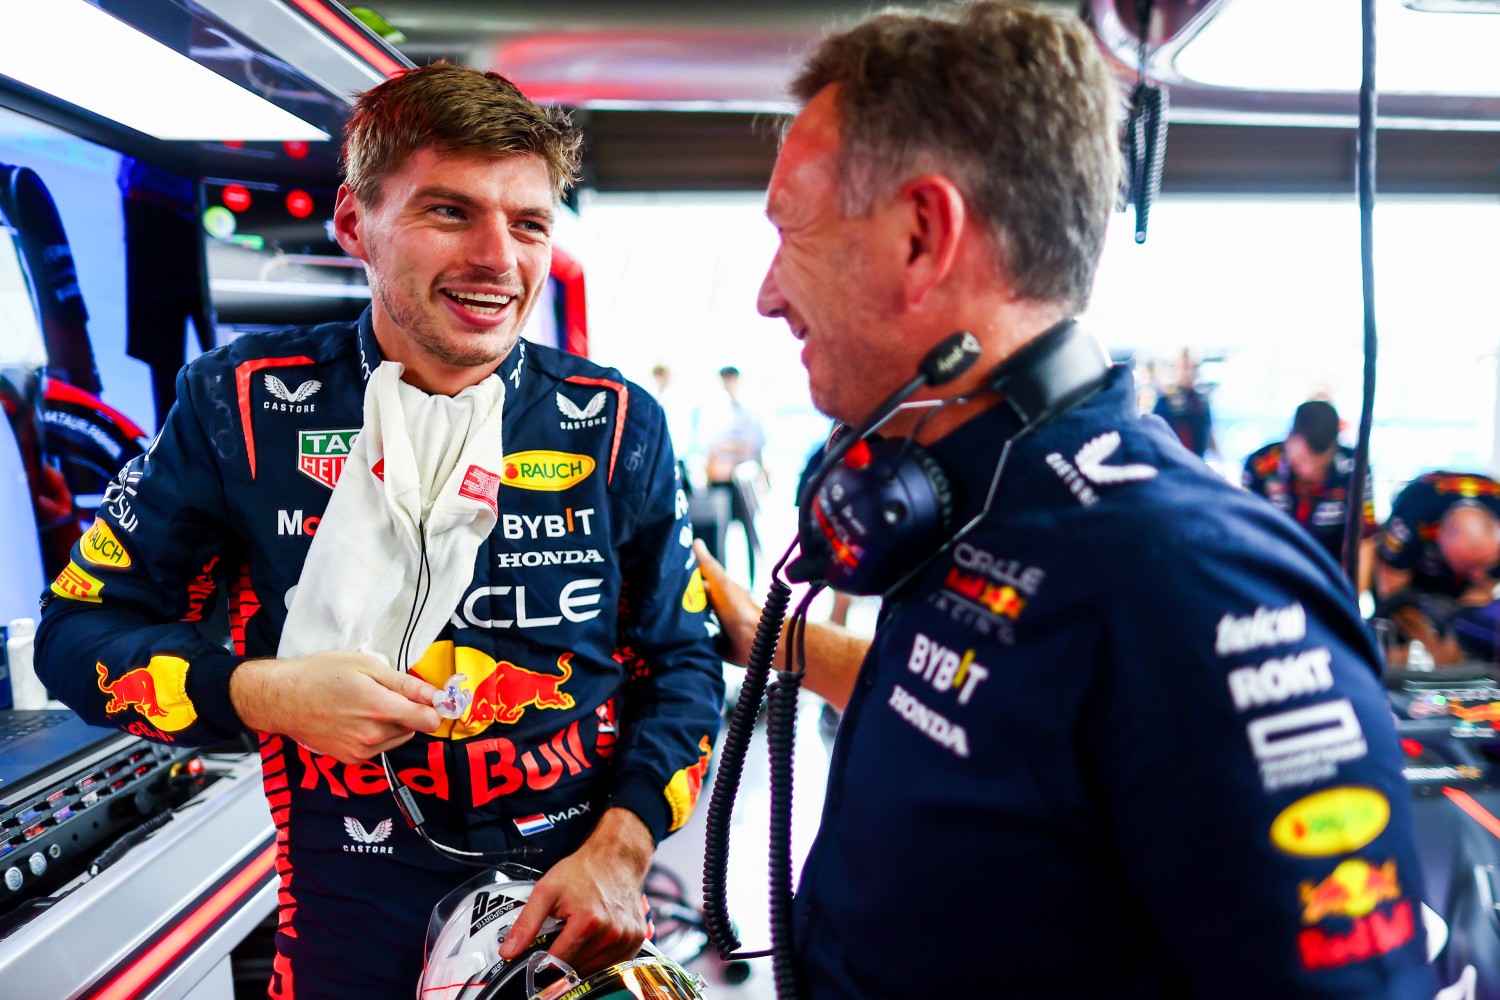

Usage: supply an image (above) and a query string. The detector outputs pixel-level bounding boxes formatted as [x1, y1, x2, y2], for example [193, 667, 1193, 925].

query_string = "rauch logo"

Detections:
[501, 451, 595, 492]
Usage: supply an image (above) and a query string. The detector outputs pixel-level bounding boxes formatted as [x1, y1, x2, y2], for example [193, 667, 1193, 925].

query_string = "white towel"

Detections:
[278, 361, 506, 668]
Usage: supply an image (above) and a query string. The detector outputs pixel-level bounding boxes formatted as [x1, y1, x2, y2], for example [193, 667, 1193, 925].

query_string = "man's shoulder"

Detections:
[1015, 406, 1319, 570]
[1245, 441, 1283, 479]
[525, 344, 663, 426]
[186, 320, 360, 376]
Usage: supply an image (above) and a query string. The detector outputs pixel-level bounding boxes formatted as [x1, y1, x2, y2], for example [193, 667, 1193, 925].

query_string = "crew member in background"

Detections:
[698, 3, 1431, 996]
[698, 364, 765, 583]
[1243, 399, 1376, 590]
[34, 64, 722, 999]
[1377, 470, 1500, 667]
[1153, 347, 1216, 459]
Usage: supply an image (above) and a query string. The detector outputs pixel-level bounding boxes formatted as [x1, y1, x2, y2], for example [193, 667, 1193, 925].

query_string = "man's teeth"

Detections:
[444, 290, 513, 314]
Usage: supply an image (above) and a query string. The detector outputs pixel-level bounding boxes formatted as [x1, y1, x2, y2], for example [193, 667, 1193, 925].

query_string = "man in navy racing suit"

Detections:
[35, 65, 723, 998]
[1376, 471, 1500, 666]
[696, 4, 1434, 996]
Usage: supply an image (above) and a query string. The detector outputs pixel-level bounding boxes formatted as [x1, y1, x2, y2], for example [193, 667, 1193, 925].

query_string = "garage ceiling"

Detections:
[356, 0, 1500, 196]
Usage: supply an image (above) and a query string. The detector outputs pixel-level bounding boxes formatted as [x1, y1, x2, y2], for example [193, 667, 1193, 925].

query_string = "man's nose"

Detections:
[470, 217, 520, 275]
[756, 259, 785, 319]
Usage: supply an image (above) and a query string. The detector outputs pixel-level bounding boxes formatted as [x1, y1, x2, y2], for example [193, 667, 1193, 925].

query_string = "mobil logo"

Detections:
[277, 509, 321, 536]
[298, 429, 359, 489]
[501, 451, 595, 492]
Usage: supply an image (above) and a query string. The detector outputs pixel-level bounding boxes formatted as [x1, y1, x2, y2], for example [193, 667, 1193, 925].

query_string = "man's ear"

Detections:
[331, 183, 369, 263]
[897, 173, 967, 307]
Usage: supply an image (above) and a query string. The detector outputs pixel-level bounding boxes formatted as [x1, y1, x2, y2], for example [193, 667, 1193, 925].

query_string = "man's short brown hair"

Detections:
[342, 63, 582, 206]
[790, 1, 1121, 313]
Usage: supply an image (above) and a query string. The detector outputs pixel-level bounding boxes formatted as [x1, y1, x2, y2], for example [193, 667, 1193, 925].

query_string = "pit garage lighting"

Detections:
[0, 0, 329, 142]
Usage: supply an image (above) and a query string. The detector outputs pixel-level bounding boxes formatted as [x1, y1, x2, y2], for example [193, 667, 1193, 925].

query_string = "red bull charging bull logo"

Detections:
[412, 644, 576, 740]
[95, 656, 198, 732]
[1299, 858, 1401, 924]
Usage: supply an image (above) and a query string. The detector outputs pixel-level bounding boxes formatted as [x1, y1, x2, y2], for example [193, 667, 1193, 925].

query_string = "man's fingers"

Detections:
[366, 666, 444, 731]
[371, 664, 442, 705]
[500, 886, 556, 960]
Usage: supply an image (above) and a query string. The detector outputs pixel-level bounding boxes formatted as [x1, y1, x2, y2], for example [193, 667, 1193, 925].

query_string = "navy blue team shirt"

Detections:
[795, 365, 1433, 998]
[1378, 470, 1500, 599]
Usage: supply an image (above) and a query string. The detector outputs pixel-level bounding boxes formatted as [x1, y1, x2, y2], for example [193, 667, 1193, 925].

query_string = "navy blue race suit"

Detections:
[1378, 470, 1500, 599]
[796, 366, 1433, 998]
[1242, 441, 1376, 563]
[35, 310, 724, 999]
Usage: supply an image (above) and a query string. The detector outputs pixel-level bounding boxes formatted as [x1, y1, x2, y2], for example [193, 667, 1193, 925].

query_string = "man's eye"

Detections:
[519, 220, 550, 235]
[431, 205, 464, 220]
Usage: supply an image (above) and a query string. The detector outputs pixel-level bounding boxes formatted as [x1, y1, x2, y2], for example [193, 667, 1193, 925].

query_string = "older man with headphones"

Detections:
[697, 3, 1433, 997]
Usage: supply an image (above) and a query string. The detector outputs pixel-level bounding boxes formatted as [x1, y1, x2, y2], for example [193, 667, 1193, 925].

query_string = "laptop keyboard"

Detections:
[0, 712, 71, 748]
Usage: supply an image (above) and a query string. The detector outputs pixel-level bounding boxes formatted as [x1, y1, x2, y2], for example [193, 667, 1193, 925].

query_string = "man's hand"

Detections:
[229, 652, 442, 764]
[499, 808, 655, 975]
[693, 540, 760, 668]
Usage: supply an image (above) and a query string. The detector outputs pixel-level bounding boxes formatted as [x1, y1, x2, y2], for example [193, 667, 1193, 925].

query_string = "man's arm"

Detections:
[693, 541, 870, 711]
[499, 807, 654, 971]
[35, 364, 440, 756]
[506, 391, 724, 974]
[1094, 522, 1430, 993]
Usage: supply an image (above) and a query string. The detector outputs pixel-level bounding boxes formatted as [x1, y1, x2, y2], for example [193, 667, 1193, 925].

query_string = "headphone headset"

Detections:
[787, 318, 1115, 595]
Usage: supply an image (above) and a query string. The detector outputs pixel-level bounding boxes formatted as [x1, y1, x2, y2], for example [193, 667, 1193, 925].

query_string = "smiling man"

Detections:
[698, 3, 1433, 997]
[35, 65, 722, 998]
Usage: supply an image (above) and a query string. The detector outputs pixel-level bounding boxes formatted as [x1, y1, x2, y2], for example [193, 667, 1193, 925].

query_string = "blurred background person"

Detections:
[697, 365, 765, 582]
[1153, 347, 1216, 460]
[649, 361, 696, 485]
[1377, 471, 1500, 666]
[1242, 399, 1376, 592]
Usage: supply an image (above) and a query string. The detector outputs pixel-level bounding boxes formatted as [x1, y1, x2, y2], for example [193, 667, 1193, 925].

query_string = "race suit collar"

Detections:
[354, 306, 528, 393]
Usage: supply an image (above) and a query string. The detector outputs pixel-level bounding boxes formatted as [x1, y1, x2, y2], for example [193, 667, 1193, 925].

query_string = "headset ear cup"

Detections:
[910, 445, 954, 534]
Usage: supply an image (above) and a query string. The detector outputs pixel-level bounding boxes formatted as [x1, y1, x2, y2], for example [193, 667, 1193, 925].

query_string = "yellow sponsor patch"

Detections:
[1271, 786, 1390, 857]
[664, 735, 713, 833]
[80, 519, 132, 569]
[51, 561, 105, 603]
[95, 656, 198, 732]
[500, 451, 595, 492]
[682, 568, 707, 613]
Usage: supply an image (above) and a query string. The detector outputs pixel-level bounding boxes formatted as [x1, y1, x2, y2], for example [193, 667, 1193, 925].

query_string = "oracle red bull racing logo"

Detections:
[95, 656, 198, 733]
[411, 644, 576, 740]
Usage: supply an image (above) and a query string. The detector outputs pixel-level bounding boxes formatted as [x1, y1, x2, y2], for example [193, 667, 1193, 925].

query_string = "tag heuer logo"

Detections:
[298, 429, 359, 490]
[264, 375, 322, 412]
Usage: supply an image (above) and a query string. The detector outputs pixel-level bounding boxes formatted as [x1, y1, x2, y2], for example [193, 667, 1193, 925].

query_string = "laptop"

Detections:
[0, 709, 136, 804]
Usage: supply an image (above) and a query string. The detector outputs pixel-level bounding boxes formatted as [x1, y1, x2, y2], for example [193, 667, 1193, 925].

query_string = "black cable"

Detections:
[88, 809, 174, 876]
[1343, 0, 1378, 583]
[701, 573, 792, 959]
[767, 589, 820, 1000]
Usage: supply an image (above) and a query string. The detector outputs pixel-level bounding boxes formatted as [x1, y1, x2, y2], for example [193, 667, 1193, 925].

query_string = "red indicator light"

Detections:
[283, 140, 309, 160]
[1400, 738, 1424, 758]
[845, 440, 872, 470]
[285, 189, 314, 219]
[222, 184, 252, 212]
[187, 758, 206, 776]
[222, 140, 244, 150]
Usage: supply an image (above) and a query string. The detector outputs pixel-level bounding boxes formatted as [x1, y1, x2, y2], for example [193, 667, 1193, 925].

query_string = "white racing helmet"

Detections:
[417, 869, 708, 1000]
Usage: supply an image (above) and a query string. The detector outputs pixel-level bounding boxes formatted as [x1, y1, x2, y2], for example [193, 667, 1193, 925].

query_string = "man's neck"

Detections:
[371, 315, 505, 396]
[881, 301, 1073, 445]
